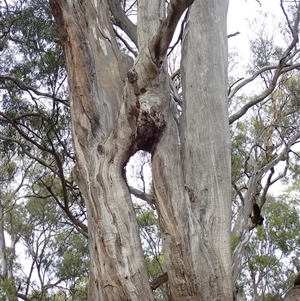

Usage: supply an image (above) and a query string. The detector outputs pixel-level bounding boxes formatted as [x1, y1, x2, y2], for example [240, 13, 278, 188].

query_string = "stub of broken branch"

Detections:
[150, 272, 168, 291]
[227, 31, 240, 38]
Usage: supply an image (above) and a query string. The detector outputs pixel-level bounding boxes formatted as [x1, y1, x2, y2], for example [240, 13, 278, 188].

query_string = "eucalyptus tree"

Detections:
[1, 0, 300, 300]
[48, 0, 232, 300]
[234, 194, 300, 301]
[230, 1, 300, 284]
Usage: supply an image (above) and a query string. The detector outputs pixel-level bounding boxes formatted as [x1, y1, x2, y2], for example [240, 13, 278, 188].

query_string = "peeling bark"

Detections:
[50, 0, 232, 300]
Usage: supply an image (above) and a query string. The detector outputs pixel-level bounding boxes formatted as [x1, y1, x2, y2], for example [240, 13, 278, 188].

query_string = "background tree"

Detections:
[235, 193, 300, 301]
[229, 1, 300, 285]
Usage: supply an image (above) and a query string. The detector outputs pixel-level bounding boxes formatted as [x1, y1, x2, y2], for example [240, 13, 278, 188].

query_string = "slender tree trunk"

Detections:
[0, 200, 8, 279]
[50, 0, 232, 300]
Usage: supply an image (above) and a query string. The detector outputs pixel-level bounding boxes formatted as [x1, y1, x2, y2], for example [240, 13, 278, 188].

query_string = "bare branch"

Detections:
[167, 9, 189, 56]
[260, 167, 274, 207]
[257, 131, 300, 180]
[129, 186, 156, 210]
[114, 28, 138, 57]
[17, 293, 29, 301]
[229, 63, 300, 124]
[228, 31, 240, 39]
[171, 69, 180, 80]
[280, 0, 300, 37]
[41, 180, 88, 237]
[108, 0, 138, 47]
[229, 2, 300, 124]
[169, 77, 182, 106]
[280, 2, 300, 60]
[228, 77, 244, 96]
[0, 75, 69, 106]
[0, 133, 59, 176]
[228, 65, 277, 101]
[232, 182, 245, 205]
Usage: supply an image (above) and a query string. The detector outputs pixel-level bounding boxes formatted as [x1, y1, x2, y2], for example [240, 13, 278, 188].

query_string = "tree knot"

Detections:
[135, 107, 165, 152]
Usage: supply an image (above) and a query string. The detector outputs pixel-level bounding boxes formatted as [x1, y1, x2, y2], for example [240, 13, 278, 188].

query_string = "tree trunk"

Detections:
[50, 0, 232, 300]
[0, 200, 8, 279]
[284, 286, 300, 301]
[153, 1, 232, 299]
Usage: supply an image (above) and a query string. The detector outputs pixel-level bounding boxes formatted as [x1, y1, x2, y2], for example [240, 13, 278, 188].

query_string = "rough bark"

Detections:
[284, 286, 300, 301]
[50, 0, 232, 300]
[49, 1, 153, 300]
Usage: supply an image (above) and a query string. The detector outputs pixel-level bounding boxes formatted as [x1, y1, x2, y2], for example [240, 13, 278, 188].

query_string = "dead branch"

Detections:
[0, 75, 69, 106]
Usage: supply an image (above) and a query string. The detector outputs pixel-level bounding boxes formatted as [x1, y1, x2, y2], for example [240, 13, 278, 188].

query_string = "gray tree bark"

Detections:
[284, 286, 300, 301]
[50, 0, 232, 300]
[0, 200, 8, 280]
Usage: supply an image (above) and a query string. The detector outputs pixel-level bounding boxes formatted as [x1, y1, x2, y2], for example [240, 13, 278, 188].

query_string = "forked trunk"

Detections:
[50, 0, 232, 300]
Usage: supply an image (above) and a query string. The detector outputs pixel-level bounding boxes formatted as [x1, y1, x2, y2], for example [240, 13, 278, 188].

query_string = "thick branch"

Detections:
[232, 131, 300, 284]
[284, 286, 300, 301]
[150, 0, 195, 66]
[256, 131, 300, 180]
[108, 0, 138, 46]
[42, 182, 88, 237]
[260, 167, 274, 207]
[17, 293, 28, 301]
[228, 65, 278, 101]
[0, 133, 59, 176]
[129, 186, 156, 210]
[114, 29, 137, 56]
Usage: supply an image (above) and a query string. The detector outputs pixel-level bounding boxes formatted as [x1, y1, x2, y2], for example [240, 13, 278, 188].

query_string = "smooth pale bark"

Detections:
[152, 0, 232, 300]
[181, 1, 232, 297]
[50, 0, 232, 300]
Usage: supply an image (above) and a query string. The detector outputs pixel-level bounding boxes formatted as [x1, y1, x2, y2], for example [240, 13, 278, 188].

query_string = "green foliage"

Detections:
[1, 0, 65, 90]
[0, 279, 17, 301]
[231, 120, 250, 182]
[135, 204, 168, 300]
[231, 235, 240, 254]
[236, 193, 300, 300]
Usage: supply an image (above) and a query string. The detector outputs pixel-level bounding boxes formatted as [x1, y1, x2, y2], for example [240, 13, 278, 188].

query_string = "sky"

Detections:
[228, 0, 283, 37]
[227, 0, 291, 195]
[228, 0, 284, 60]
